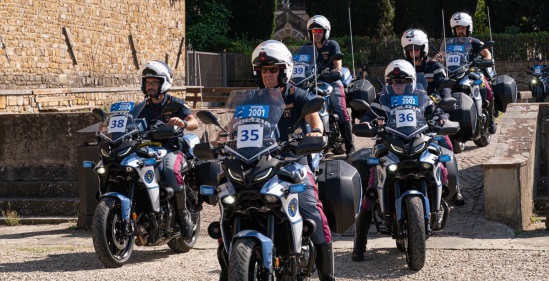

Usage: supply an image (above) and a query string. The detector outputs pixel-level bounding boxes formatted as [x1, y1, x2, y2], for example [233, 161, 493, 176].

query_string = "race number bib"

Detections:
[534, 68, 542, 74]
[446, 55, 461, 67]
[395, 108, 416, 128]
[237, 124, 263, 148]
[292, 65, 306, 78]
[108, 115, 128, 133]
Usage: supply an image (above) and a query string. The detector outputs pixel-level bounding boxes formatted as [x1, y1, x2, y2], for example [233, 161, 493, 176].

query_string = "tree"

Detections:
[352, 0, 394, 38]
[305, 0, 351, 37]
[223, 0, 277, 40]
[186, 1, 231, 51]
[474, 0, 490, 34]
[393, 0, 438, 37]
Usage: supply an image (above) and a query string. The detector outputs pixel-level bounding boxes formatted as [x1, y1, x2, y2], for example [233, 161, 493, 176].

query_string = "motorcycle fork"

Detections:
[125, 182, 136, 235]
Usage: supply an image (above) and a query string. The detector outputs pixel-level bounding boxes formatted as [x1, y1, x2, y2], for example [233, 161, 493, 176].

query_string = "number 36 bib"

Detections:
[396, 108, 417, 128]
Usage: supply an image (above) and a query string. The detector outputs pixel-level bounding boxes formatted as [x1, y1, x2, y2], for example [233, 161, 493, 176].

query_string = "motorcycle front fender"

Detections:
[231, 230, 274, 271]
[101, 192, 132, 221]
[395, 190, 430, 222]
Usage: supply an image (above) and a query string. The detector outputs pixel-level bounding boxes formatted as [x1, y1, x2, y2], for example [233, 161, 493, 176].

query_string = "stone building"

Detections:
[273, 1, 309, 42]
[0, 0, 185, 112]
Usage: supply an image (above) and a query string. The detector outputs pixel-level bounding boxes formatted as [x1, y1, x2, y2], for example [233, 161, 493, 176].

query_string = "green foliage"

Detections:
[305, 0, 351, 37]
[2, 205, 20, 226]
[352, 0, 394, 38]
[186, 1, 232, 52]
[474, 0, 489, 34]
[223, 0, 277, 40]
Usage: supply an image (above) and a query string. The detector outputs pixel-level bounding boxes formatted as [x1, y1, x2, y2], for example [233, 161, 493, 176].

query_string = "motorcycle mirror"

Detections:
[289, 97, 324, 132]
[349, 99, 371, 112]
[438, 97, 457, 113]
[160, 102, 183, 115]
[92, 108, 106, 121]
[438, 79, 456, 91]
[196, 110, 228, 133]
[477, 59, 494, 69]
[481, 41, 494, 50]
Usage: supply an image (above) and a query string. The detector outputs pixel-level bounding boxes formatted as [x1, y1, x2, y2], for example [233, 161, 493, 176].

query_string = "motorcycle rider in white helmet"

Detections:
[445, 12, 497, 134]
[306, 15, 355, 158]
[351, 60, 450, 262]
[215, 40, 335, 281]
[135, 60, 199, 240]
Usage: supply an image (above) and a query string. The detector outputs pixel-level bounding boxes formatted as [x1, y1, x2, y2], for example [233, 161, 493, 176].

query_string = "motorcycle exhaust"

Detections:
[365, 188, 378, 201]
[208, 221, 222, 239]
[302, 219, 317, 238]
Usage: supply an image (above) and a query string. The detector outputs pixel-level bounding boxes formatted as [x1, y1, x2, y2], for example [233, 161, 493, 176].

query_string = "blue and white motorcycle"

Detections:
[350, 87, 459, 271]
[84, 101, 202, 268]
[194, 89, 330, 280]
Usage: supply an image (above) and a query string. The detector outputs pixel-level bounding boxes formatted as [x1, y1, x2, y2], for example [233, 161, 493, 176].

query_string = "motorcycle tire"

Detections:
[451, 138, 465, 154]
[228, 237, 268, 280]
[331, 145, 345, 155]
[473, 133, 491, 147]
[92, 197, 134, 268]
[168, 189, 201, 253]
[404, 196, 426, 271]
[534, 86, 544, 103]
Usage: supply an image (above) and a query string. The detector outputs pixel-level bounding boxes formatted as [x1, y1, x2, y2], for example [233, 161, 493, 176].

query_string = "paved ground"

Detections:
[2, 115, 549, 280]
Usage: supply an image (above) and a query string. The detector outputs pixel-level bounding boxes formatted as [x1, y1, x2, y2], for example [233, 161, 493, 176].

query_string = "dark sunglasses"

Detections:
[404, 45, 423, 52]
[388, 78, 412, 85]
[261, 67, 280, 74]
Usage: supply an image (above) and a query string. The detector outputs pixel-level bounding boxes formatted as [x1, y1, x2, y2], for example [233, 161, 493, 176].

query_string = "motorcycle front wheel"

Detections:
[403, 196, 426, 271]
[168, 188, 201, 253]
[92, 197, 134, 268]
[534, 85, 544, 102]
[229, 238, 268, 281]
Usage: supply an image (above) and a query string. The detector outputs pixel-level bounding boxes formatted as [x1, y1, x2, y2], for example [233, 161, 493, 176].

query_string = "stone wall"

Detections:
[0, 0, 186, 89]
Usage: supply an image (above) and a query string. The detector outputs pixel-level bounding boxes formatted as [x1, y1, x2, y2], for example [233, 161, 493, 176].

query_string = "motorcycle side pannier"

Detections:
[194, 160, 222, 205]
[347, 79, 376, 104]
[450, 92, 477, 143]
[318, 160, 361, 234]
[492, 74, 517, 113]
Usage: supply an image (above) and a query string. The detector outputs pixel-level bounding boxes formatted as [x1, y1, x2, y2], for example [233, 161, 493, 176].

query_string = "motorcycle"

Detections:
[291, 44, 347, 155]
[83, 101, 201, 268]
[194, 89, 360, 280]
[527, 64, 549, 102]
[349, 87, 460, 271]
[443, 37, 495, 153]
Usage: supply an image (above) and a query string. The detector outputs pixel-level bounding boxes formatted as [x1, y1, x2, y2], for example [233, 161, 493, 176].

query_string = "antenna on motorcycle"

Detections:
[487, 5, 496, 74]
[309, 29, 319, 96]
[347, 0, 356, 77]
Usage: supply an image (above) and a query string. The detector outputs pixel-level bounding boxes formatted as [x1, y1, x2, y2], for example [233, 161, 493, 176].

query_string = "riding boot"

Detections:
[340, 122, 355, 157]
[175, 191, 193, 240]
[488, 101, 497, 134]
[351, 209, 371, 262]
[315, 242, 335, 281]
[217, 243, 229, 281]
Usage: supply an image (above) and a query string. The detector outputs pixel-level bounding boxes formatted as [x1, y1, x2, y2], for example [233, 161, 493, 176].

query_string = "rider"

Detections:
[351, 59, 450, 262]
[449, 12, 497, 134]
[306, 15, 355, 158]
[136, 60, 199, 240]
[216, 40, 335, 281]
[401, 28, 452, 101]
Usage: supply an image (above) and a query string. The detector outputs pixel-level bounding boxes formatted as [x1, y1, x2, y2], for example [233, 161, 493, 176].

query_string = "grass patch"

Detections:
[1, 205, 20, 226]
[66, 224, 78, 230]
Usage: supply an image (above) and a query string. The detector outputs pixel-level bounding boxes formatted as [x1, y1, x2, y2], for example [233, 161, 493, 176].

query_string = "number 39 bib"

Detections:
[396, 108, 416, 128]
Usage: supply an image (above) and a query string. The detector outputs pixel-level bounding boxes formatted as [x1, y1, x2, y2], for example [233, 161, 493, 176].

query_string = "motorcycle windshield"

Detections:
[442, 37, 472, 73]
[379, 86, 429, 139]
[102, 101, 146, 142]
[291, 45, 319, 85]
[533, 65, 544, 76]
[224, 89, 285, 163]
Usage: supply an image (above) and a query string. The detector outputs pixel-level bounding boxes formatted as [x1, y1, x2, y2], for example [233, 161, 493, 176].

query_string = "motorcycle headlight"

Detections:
[390, 144, 405, 154]
[100, 148, 110, 158]
[387, 164, 398, 172]
[264, 194, 279, 203]
[412, 143, 426, 155]
[96, 167, 106, 175]
[117, 147, 132, 158]
[531, 78, 537, 85]
[221, 195, 236, 205]
[421, 163, 433, 170]
[253, 168, 273, 182]
[227, 169, 243, 182]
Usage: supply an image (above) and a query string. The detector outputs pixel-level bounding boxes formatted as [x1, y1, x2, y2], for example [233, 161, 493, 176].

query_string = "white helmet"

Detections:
[251, 40, 294, 87]
[401, 29, 429, 61]
[384, 59, 417, 92]
[140, 60, 173, 96]
[450, 12, 473, 36]
[307, 15, 331, 42]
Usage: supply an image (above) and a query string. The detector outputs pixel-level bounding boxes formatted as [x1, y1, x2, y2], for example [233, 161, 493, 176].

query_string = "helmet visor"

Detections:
[310, 29, 324, 34]
[142, 68, 159, 76]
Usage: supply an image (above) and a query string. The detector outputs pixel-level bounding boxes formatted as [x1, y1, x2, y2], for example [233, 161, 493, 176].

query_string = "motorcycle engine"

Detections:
[296, 245, 311, 268]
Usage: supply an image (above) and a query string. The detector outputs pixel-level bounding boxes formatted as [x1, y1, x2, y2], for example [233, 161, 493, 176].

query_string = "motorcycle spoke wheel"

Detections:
[92, 197, 134, 268]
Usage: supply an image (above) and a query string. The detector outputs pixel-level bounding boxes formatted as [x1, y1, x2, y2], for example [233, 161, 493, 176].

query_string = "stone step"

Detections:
[0, 181, 78, 198]
[0, 216, 77, 225]
[0, 197, 78, 216]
